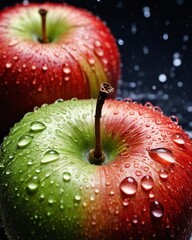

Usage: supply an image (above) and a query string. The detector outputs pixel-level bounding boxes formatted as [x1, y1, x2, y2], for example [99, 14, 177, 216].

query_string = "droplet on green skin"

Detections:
[63, 171, 71, 182]
[26, 182, 39, 194]
[30, 121, 46, 133]
[41, 150, 60, 164]
[17, 135, 33, 149]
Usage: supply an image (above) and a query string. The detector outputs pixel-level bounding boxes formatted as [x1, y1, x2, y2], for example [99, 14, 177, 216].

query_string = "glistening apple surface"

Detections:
[0, 96, 192, 239]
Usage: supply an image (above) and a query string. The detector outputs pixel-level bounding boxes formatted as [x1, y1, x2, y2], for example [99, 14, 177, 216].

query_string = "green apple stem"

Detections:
[89, 83, 114, 165]
[39, 9, 48, 43]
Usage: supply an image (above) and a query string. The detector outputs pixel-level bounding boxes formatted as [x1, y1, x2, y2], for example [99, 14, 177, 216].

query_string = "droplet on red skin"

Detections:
[141, 175, 154, 191]
[171, 133, 185, 147]
[120, 177, 138, 196]
[148, 148, 175, 165]
[150, 200, 164, 218]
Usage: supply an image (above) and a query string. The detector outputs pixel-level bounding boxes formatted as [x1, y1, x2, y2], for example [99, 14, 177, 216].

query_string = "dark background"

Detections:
[0, 0, 192, 137]
[0, 1, 192, 239]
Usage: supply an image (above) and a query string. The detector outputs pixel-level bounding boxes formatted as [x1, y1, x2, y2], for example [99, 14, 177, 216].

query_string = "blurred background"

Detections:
[0, 1, 192, 239]
[0, 0, 192, 137]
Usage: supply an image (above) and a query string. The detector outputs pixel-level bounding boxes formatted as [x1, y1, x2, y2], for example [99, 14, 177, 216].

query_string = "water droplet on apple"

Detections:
[13, 55, 19, 61]
[63, 172, 71, 182]
[88, 57, 95, 65]
[55, 98, 64, 104]
[8, 39, 19, 47]
[63, 67, 71, 74]
[26, 182, 39, 194]
[95, 48, 104, 57]
[120, 177, 138, 196]
[122, 198, 129, 207]
[149, 190, 155, 199]
[90, 194, 95, 201]
[27, 157, 34, 166]
[141, 175, 154, 191]
[30, 121, 46, 133]
[132, 215, 139, 224]
[17, 135, 33, 148]
[171, 133, 185, 147]
[169, 115, 179, 124]
[153, 106, 163, 113]
[42, 65, 48, 71]
[123, 98, 132, 103]
[159, 169, 169, 180]
[150, 200, 164, 218]
[48, 197, 55, 204]
[54, 51, 60, 57]
[74, 193, 81, 201]
[31, 65, 37, 71]
[39, 193, 47, 201]
[113, 110, 119, 115]
[5, 62, 12, 69]
[94, 188, 100, 194]
[149, 148, 175, 165]
[41, 150, 60, 164]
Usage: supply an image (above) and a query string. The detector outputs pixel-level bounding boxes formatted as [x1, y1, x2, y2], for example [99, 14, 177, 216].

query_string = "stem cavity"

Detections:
[89, 83, 114, 165]
[39, 9, 48, 43]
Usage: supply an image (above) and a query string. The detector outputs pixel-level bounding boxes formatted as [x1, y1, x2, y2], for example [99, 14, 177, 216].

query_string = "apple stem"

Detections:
[89, 83, 114, 165]
[39, 9, 48, 43]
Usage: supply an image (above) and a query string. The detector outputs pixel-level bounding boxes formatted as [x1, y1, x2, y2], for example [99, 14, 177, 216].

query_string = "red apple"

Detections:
[0, 83, 192, 240]
[0, 2, 120, 138]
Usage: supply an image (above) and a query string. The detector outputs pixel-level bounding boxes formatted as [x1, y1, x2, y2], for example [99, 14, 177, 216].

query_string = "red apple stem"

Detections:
[89, 83, 114, 165]
[39, 9, 48, 43]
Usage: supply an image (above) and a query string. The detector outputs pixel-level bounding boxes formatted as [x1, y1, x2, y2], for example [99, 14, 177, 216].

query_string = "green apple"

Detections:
[1, 84, 192, 239]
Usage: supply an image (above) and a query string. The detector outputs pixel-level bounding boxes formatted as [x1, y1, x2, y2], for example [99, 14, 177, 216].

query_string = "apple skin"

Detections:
[0, 2, 120, 138]
[0, 98, 192, 240]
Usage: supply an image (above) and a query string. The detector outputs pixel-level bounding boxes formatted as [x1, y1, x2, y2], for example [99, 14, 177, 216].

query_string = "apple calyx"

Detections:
[89, 82, 114, 165]
[38, 8, 48, 43]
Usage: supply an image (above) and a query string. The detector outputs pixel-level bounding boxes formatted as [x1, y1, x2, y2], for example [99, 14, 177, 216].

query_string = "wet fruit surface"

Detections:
[0, 99, 192, 239]
[0, 2, 120, 138]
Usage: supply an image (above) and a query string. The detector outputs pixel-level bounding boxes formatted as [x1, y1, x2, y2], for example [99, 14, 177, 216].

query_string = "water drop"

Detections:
[169, 115, 179, 124]
[54, 51, 60, 57]
[26, 182, 39, 194]
[149, 148, 175, 165]
[118, 39, 124, 46]
[88, 57, 95, 65]
[132, 215, 139, 224]
[17, 135, 33, 148]
[171, 133, 185, 146]
[143, 6, 151, 18]
[120, 177, 138, 196]
[95, 48, 104, 57]
[63, 66, 71, 74]
[63, 172, 71, 182]
[122, 198, 129, 207]
[159, 169, 169, 180]
[5, 62, 12, 69]
[42, 65, 48, 71]
[113, 110, 119, 115]
[30, 121, 46, 133]
[41, 150, 60, 164]
[31, 65, 37, 71]
[8, 39, 19, 47]
[150, 201, 164, 218]
[13, 55, 19, 61]
[141, 175, 154, 191]
[149, 190, 155, 199]
[48, 197, 55, 204]
[158, 74, 167, 83]
[27, 158, 34, 166]
[74, 193, 81, 201]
